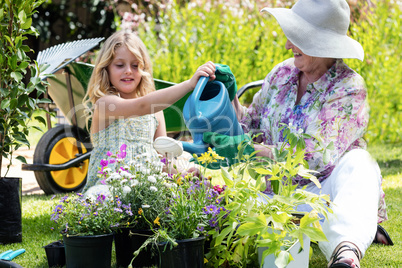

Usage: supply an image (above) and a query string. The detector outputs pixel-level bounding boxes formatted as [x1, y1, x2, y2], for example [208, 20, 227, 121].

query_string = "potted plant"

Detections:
[50, 191, 124, 268]
[0, 0, 50, 244]
[99, 144, 171, 268]
[205, 124, 333, 268]
[123, 148, 228, 268]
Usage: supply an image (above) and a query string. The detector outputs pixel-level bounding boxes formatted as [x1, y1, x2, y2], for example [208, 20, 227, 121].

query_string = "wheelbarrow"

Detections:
[22, 38, 263, 195]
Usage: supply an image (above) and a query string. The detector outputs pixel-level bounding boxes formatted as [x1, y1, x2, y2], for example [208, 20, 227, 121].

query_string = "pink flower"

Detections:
[117, 144, 127, 159]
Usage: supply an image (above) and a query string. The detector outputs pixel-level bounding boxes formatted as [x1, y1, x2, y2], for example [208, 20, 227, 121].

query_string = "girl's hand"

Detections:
[188, 61, 216, 89]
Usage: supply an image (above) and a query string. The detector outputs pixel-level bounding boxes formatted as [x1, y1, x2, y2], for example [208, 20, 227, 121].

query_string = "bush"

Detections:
[134, 0, 401, 144]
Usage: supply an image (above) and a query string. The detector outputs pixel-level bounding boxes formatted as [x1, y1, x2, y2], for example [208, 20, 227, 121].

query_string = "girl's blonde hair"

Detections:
[83, 30, 155, 120]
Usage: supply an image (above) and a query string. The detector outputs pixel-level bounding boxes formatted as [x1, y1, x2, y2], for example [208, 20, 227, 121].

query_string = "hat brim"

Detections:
[261, 7, 364, 61]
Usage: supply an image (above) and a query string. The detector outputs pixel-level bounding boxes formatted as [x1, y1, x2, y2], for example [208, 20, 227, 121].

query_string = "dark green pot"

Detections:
[114, 228, 158, 268]
[158, 236, 205, 268]
[0, 177, 22, 244]
[63, 233, 113, 268]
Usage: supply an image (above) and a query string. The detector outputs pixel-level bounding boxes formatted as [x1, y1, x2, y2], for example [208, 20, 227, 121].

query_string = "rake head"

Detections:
[36, 37, 105, 79]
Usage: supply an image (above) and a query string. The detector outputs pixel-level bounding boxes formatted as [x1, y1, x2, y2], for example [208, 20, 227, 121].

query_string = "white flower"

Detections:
[142, 204, 150, 208]
[84, 185, 111, 201]
[147, 176, 157, 183]
[120, 170, 132, 178]
[298, 128, 304, 134]
[106, 172, 121, 182]
[122, 186, 131, 195]
[149, 186, 158, 192]
[120, 179, 128, 184]
[130, 179, 139, 187]
[103, 167, 112, 173]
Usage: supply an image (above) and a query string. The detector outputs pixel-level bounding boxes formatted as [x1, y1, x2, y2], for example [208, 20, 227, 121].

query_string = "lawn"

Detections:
[0, 142, 401, 267]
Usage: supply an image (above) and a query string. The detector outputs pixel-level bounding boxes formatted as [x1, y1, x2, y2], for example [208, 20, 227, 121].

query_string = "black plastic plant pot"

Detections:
[63, 233, 113, 268]
[158, 236, 205, 268]
[43, 240, 66, 268]
[114, 228, 158, 268]
[0, 177, 22, 244]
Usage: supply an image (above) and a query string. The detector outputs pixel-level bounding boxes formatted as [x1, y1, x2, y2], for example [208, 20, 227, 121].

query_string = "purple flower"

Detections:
[109, 159, 116, 164]
[114, 208, 123, 213]
[106, 151, 113, 157]
[100, 159, 108, 167]
[93, 212, 98, 216]
[160, 157, 167, 165]
[96, 194, 106, 203]
[203, 205, 218, 215]
[197, 226, 205, 232]
[51, 204, 63, 221]
[208, 218, 218, 228]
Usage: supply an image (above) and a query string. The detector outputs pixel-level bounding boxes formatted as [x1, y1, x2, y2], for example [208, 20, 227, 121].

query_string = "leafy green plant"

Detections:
[205, 125, 332, 268]
[0, 0, 50, 176]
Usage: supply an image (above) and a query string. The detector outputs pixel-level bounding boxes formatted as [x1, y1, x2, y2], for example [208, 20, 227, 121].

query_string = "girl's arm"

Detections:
[96, 61, 216, 121]
[154, 111, 167, 140]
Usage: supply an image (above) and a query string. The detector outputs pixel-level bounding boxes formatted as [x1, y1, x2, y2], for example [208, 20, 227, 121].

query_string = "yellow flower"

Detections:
[138, 208, 143, 215]
[176, 177, 183, 185]
[154, 216, 160, 226]
[197, 147, 224, 165]
[208, 147, 224, 160]
[197, 151, 212, 164]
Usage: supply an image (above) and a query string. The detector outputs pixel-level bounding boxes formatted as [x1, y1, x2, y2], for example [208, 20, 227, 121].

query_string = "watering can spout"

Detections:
[181, 72, 243, 156]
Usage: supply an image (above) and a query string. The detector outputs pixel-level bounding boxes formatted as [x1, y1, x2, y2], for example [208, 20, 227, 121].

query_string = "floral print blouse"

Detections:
[241, 58, 387, 222]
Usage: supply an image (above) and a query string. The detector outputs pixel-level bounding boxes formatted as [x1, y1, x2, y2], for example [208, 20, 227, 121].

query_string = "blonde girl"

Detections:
[83, 30, 215, 190]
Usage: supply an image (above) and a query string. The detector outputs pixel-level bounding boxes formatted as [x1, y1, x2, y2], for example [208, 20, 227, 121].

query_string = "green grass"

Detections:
[0, 142, 400, 267]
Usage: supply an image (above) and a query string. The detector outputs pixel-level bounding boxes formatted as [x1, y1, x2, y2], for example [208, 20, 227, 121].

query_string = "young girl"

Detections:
[82, 30, 215, 191]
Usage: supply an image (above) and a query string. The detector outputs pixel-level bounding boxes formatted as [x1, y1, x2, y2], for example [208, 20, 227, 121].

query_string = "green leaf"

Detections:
[220, 167, 234, 188]
[11, 72, 23, 82]
[301, 226, 327, 242]
[16, 155, 27, 164]
[254, 167, 272, 175]
[274, 250, 292, 268]
[1, 99, 10, 109]
[10, 98, 18, 109]
[323, 149, 331, 165]
[18, 10, 27, 24]
[34, 116, 47, 126]
[18, 61, 29, 70]
[8, 55, 18, 69]
[237, 213, 267, 236]
[21, 17, 32, 29]
[18, 94, 29, 107]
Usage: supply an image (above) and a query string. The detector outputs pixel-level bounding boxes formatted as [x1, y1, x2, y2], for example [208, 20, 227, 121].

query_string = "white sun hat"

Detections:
[261, 0, 364, 61]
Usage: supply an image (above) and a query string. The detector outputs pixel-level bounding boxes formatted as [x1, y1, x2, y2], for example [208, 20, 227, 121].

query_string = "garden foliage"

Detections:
[112, 0, 401, 144]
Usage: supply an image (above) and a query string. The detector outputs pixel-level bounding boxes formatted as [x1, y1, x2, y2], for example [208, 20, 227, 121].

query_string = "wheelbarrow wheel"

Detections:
[34, 125, 91, 194]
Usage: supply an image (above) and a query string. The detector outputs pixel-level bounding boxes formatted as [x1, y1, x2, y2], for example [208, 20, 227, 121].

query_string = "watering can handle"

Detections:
[190, 76, 209, 118]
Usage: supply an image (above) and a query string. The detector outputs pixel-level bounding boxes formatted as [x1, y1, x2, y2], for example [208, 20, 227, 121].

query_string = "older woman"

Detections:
[205, 0, 391, 267]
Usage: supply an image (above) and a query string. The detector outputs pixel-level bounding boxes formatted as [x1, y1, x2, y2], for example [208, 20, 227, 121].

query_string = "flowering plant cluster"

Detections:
[50, 192, 123, 236]
[155, 172, 228, 245]
[96, 145, 172, 230]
